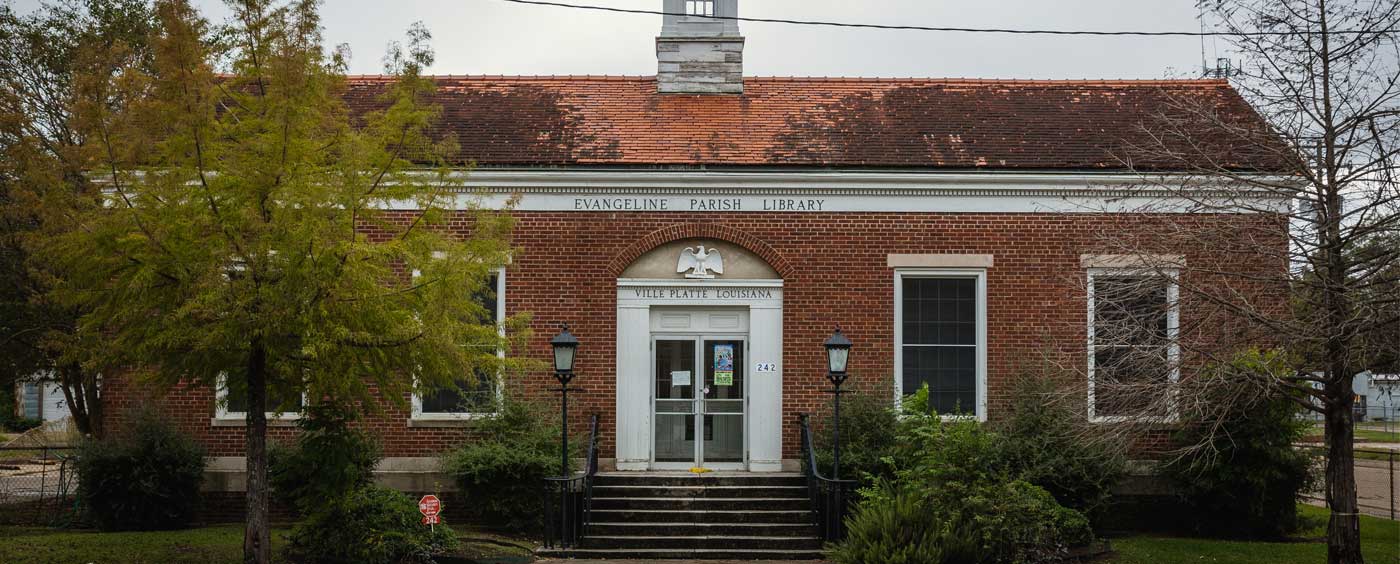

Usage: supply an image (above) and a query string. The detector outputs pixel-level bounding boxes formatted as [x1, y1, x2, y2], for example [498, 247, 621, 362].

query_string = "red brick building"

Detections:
[105, 1, 1286, 485]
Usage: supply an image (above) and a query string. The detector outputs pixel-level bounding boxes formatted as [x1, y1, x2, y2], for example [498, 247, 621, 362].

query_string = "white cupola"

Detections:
[656, 0, 744, 94]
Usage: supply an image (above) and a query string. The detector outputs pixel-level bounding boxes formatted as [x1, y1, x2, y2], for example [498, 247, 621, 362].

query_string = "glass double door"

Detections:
[653, 336, 745, 468]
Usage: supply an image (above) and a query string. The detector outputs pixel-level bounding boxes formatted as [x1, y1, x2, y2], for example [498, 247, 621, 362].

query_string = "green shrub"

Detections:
[275, 402, 458, 563]
[443, 398, 572, 533]
[836, 477, 1091, 564]
[995, 377, 1125, 516]
[948, 479, 1092, 563]
[284, 485, 458, 564]
[1164, 350, 1317, 539]
[894, 412, 1009, 485]
[75, 409, 206, 531]
[269, 402, 382, 513]
[811, 391, 900, 485]
[900, 381, 975, 418]
[834, 413, 1093, 564]
[829, 481, 980, 564]
[899, 382, 932, 416]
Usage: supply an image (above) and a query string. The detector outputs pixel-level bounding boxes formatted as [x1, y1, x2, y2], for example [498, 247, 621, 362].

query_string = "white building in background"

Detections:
[12, 375, 69, 423]
[1354, 372, 1400, 420]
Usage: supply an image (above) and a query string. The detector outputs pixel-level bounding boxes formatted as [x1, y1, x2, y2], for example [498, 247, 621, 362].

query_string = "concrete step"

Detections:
[589, 521, 818, 537]
[544, 473, 823, 560]
[592, 484, 808, 499]
[593, 472, 806, 488]
[591, 496, 809, 512]
[588, 508, 813, 524]
[536, 547, 827, 560]
[583, 534, 823, 551]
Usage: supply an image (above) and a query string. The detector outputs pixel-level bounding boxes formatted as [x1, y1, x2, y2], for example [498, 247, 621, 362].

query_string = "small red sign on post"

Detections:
[419, 495, 442, 529]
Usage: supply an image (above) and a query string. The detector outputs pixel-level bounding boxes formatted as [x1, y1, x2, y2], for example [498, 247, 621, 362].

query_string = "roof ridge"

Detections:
[343, 74, 651, 81]
[339, 74, 1227, 86]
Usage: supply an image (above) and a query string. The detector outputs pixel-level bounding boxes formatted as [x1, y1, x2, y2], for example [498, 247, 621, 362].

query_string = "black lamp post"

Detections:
[824, 326, 852, 480]
[551, 324, 579, 477]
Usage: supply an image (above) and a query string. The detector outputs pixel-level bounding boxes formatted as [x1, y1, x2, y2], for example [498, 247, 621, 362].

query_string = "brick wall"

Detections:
[101, 210, 1283, 461]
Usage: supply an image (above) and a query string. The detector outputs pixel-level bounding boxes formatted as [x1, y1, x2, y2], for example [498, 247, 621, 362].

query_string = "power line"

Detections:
[499, 0, 1394, 37]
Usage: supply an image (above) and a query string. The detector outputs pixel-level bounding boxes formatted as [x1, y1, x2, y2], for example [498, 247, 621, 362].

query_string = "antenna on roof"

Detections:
[1197, 7, 1239, 78]
[1203, 57, 1240, 78]
[1198, 5, 1208, 76]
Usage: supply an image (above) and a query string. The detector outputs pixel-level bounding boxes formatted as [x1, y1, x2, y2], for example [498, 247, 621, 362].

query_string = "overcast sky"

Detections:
[15, 0, 1223, 79]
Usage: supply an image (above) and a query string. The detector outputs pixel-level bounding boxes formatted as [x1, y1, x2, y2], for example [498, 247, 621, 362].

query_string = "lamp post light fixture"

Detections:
[824, 326, 853, 480]
[551, 324, 580, 477]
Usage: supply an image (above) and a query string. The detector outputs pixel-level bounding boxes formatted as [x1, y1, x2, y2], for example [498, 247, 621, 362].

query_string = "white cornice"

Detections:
[88, 168, 1300, 195]
[89, 168, 1297, 213]
[377, 168, 1293, 213]
[439, 169, 1298, 194]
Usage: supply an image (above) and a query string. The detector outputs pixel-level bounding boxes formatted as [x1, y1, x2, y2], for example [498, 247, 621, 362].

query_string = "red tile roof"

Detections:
[342, 75, 1284, 171]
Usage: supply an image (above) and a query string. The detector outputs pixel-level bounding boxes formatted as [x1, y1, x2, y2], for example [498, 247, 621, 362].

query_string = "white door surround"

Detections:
[615, 279, 784, 472]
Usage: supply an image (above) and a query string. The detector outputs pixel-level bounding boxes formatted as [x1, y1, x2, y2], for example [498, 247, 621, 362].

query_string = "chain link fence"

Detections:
[1298, 446, 1399, 521]
[1295, 406, 1399, 520]
[0, 445, 80, 526]
[1352, 405, 1399, 437]
[1301, 405, 1399, 441]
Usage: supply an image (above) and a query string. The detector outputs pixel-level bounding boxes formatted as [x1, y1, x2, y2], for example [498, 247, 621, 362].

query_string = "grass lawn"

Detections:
[1110, 505, 1400, 564]
[0, 523, 534, 564]
[0, 524, 284, 564]
[1355, 427, 1400, 443]
[1305, 423, 1400, 444]
[1297, 444, 1398, 462]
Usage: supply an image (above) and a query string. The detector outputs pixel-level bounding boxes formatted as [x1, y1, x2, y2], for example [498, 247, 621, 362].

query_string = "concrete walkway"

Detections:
[538, 560, 829, 564]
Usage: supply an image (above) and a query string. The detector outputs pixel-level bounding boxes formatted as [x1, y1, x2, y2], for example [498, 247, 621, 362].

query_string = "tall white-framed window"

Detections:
[213, 373, 306, 423]
[894, 269, 988, 420]
[410, 269, 506, 421]
[1086, 268, 1180, 423]
[685, 0, 715, 16]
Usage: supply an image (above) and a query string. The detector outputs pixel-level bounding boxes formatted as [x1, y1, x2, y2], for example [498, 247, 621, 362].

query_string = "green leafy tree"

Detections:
[44, 1, 517, 562]
[268, 401, 383, 513]
[0, 0, 157, 437]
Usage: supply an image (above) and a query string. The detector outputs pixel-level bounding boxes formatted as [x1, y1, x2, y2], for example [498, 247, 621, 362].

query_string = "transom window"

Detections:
[1087, 270, 1180, 422]
[895, 270, 986, 419]
[686, 0, 715, 17]
[412, 271, 505, 419]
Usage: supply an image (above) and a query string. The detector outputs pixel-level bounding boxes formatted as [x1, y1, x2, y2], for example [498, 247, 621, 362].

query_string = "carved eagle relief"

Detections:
[677, 245, 724, 279]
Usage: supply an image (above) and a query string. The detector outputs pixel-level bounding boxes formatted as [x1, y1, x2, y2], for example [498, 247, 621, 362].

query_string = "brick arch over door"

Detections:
[606, 223, 795, 279]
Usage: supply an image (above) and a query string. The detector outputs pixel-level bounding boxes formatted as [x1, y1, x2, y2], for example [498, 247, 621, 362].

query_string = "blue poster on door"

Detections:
[714, 344, 734, 386]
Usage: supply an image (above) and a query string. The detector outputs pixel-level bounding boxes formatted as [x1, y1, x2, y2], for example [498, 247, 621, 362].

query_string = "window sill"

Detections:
[408, 414, 493, 428]
[210, 417, 300, 428]
[899, 413, 987, 422]
[1089, 415, 1179, 425]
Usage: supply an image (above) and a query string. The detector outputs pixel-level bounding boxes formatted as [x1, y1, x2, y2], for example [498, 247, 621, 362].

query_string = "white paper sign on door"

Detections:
[671, 370, 691, 387]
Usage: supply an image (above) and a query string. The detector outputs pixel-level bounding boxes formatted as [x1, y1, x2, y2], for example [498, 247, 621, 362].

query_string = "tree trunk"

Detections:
[83, 371, 102, 439]
[1324, 393, 1365, 564]
[55, 363, 101, 438]
[243, 341, 271, 564]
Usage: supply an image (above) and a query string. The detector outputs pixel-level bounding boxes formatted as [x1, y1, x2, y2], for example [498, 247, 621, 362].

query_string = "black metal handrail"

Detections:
[799, 413, 859, 542]
[543, 413, 600, 550]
